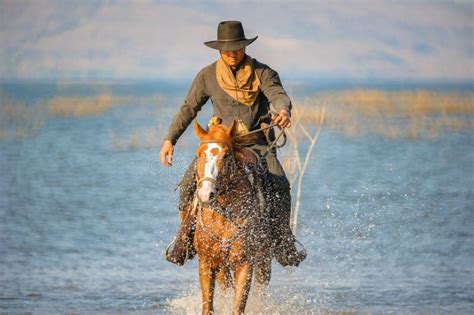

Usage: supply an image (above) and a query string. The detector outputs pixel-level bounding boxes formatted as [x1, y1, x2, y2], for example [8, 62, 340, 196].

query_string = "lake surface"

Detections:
[0, 81, 473, 314]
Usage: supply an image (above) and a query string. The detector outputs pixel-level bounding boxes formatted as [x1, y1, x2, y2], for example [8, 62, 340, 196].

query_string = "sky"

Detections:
[0, 0, 473, 81]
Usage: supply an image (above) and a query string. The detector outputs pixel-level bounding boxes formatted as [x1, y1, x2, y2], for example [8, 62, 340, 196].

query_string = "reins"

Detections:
[232, 122, 278, 138]
[233, 122, 287, 156]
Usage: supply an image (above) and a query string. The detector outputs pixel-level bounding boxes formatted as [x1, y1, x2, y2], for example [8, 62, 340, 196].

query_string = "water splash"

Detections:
[166, 285, 352, 314]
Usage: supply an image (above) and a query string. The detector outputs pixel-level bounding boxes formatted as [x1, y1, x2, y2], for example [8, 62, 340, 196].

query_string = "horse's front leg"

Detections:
[233, 263, 253, 314]
[198, 258, 216, 315]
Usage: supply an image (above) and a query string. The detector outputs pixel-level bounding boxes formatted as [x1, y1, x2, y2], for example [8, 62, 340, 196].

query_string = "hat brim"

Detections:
[204, 36, 257, 51]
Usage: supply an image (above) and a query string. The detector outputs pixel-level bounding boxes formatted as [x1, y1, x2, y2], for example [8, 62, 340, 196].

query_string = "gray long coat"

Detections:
[165, 56, 292, 145]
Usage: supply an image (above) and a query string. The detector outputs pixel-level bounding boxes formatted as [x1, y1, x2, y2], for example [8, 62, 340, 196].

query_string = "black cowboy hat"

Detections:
[204, 21, 258, 51]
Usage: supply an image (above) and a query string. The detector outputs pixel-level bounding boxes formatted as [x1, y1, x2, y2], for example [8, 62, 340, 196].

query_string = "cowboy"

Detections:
[160, 21, 306, 267]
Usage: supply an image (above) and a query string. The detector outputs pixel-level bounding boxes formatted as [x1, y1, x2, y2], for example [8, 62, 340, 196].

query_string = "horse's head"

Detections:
[194, 119, 237, 203]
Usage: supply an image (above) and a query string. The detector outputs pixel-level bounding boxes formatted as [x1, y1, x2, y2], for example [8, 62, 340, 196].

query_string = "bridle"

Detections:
[196, 176, 217, 187]
[195, 139, 235, 193]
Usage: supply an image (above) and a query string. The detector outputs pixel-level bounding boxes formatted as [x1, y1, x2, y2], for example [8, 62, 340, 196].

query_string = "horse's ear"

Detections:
[228, 120, 237, 137]
[194, 118, 207, 140]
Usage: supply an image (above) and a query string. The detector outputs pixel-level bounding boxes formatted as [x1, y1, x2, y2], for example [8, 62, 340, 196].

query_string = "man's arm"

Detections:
[160, 71, 209, 166]
[165, 72, 209, 145]
[259, 66, 292, 128]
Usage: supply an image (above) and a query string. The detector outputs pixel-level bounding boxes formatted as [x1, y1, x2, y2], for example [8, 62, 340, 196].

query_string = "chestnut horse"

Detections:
[193, 119, 272, 314]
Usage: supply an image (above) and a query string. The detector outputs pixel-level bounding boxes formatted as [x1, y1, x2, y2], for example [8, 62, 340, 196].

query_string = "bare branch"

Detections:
[290, 107, 325, 235]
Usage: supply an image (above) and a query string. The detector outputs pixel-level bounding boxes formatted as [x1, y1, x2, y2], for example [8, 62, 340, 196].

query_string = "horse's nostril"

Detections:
[209, 191, 215, 200]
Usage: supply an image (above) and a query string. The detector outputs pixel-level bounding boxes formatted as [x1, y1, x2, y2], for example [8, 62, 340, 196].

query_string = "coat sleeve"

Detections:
[259, 66, 292, 115]
[164, 70, 209, 145]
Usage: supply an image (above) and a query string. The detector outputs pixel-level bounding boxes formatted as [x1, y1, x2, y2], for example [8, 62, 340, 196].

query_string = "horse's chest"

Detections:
[194, 209, 255, 266]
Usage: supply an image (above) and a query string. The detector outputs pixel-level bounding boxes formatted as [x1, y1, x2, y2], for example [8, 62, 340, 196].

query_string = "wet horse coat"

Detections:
[193, 120, 272, 314]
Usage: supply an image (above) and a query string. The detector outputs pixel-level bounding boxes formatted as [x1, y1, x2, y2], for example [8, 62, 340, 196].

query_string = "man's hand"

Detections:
[272, 110, 291, 128]
[159, 140, 174, 167]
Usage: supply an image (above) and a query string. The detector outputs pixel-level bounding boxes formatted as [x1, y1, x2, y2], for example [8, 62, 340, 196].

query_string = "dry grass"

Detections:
[0, 92, 48, 140]
[0, 91, 165, 141]
[1, 88, 472, 143]
[294, 90, 474, 139]
[47, 94, 165, 117]
[48, 94, 118, 117]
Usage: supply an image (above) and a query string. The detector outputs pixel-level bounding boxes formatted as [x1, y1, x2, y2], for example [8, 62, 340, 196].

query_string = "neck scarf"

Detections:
[216, 55, 261, 107]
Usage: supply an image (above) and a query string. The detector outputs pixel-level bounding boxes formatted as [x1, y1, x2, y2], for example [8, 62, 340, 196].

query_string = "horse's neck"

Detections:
[227, 161, 256, 194]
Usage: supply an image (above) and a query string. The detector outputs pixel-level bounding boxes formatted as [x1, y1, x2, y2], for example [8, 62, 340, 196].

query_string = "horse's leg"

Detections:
[232, 263, 253, 314]
[216, 267, 232, 292]
[198, 258, 216, 315]
[254, 254, 272, 290]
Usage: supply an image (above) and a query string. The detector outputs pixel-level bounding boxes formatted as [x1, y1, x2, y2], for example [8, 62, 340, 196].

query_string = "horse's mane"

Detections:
[203, 125, 233, 146]
[231, 133, 259, 147]
[202, 123, 260, 148]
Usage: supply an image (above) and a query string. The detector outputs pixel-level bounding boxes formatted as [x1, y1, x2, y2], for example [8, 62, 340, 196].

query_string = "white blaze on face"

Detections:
[198, 143, 222, 202]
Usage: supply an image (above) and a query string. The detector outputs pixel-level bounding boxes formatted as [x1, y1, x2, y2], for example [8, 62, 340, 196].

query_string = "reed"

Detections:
[0, 90, 165, 141]
[294, 90, 474, 139]
[0, 91, 48, 140]
[1, 89, 472, 143]
[48, 94, 121, 117]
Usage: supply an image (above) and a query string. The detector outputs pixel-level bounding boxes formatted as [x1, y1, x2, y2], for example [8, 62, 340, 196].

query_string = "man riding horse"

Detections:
[160, 21, 306, 267]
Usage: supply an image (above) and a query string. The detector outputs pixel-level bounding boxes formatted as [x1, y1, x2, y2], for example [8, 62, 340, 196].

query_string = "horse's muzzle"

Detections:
[197, 185, 217, 204]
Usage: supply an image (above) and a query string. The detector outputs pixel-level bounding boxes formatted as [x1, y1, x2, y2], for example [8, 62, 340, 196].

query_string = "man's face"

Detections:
[220, 48, 245, 67]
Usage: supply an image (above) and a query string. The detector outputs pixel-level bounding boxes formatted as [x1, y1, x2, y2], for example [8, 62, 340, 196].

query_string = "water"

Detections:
[0, 81, 473, 314]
